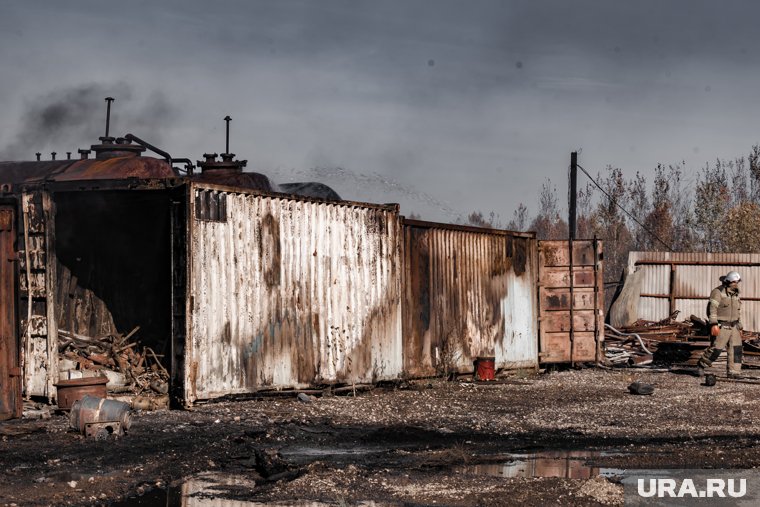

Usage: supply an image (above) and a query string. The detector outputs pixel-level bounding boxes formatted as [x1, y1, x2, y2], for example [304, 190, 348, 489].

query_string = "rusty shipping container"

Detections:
[184, 182, 403, 404]
[402, 220, 539, 376]
[538, 240, 604, 364]
[621, 251, 760, 331]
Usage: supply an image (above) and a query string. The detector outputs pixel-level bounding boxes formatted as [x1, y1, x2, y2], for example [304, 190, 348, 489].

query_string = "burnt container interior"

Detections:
[53, 190, 172, 372]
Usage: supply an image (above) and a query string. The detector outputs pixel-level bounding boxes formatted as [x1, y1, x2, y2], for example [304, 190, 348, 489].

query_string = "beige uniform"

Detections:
[698, 285, 742, 375]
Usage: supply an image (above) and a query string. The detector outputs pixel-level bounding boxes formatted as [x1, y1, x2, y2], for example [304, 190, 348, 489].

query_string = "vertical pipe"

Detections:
[105, 97, 115, 138]
[35, 153, 41, 161]
[224, 116, 232, 154]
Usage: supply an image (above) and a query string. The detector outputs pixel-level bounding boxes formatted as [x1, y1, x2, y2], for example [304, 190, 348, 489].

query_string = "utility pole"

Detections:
[569, 151, 577, 241]
[568, 151, 578, 366]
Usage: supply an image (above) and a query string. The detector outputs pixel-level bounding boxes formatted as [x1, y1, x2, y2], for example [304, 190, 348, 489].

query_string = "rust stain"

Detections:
[190, 361, 198, 401]
[258, 213, 281, 287]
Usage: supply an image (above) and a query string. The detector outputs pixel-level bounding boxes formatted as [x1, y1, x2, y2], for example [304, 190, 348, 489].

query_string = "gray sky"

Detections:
[2, 0, 759, 223]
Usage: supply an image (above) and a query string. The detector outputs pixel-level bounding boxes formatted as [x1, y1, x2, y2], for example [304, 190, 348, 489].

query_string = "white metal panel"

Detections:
[627, 252, 760, 330]
[638, 265, 670, 295]
[637, 296, 669, 321]
[186, 184, 402, 403]
[498, 241, 539, 368]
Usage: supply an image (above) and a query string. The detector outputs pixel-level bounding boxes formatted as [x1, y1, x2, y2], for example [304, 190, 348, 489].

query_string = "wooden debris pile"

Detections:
[58, 326, 169, 397]
[604, 313, 760, 368]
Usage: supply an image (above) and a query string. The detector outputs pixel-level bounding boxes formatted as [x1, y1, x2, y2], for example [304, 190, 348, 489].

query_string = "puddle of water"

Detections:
[457, 450, 627, 479]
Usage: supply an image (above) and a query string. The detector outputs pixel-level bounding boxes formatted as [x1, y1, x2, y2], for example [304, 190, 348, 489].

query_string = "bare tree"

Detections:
[507, 203, 529, 232]
[466, 211, 502, 228]
[693, 162, 730, 252]
[530, 179, 567, 239]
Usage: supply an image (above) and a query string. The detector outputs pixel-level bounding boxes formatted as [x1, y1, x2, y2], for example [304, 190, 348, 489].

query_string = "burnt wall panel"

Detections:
[402, 223, 538, 377]
[186, 184, 402, 403]
[20, 192, 55, 398]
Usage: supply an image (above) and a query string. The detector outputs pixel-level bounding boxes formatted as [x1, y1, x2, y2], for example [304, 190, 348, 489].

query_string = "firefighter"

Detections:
[697, 271, 743, 377]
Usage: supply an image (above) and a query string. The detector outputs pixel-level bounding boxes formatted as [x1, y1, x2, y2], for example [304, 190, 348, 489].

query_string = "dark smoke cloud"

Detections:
[1, 84, 180, 161]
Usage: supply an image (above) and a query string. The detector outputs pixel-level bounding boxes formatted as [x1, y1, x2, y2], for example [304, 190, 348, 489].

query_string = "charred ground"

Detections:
[3, 369, 760, 506]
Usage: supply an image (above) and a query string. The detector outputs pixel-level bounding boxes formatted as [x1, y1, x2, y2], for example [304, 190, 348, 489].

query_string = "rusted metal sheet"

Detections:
[0, 157, 174, 185]
[538, 240, 604, 364]
[402, 222, 538, 377]
[627, 252, 760, 330]
[51, 157, 176, 181]
[185, 183, 402, 403]
[0, 205, 21, 419]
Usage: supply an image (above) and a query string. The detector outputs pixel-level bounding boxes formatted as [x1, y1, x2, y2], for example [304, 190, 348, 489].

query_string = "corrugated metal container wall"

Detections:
[402, 221, 538, 377]
[185, 183, 402, 403]
[627, 252, 760, 330]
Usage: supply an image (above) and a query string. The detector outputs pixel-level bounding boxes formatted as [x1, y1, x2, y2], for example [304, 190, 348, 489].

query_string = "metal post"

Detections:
[105, 97, 115, 138]
[224, 116, 231, 154]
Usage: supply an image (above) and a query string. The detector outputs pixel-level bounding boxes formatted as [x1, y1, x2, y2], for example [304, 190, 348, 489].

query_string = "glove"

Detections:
[710, 324, 720, 337]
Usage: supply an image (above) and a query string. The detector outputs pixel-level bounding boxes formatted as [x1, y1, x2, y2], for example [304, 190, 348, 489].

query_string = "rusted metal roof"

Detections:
[627, 251, 760, 331]
[0, 157, 176, 185]
[191, 171, 274, 192]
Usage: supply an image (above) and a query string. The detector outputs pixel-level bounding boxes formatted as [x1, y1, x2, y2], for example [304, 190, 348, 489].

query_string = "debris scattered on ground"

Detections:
[57, 326, 169, 404]
[627, 381, 654, 395]
[578, 475, 623, 505]
[605, 313, 760, 369]
[22, 401, 51, 420]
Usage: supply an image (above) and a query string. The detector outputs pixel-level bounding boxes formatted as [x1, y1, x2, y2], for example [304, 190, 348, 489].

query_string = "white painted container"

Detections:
[184, 183, 403, 403]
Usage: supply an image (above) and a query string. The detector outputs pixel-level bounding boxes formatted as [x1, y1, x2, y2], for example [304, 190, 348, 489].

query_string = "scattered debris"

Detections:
[22, 401, 51, 420]
[69, 395, 132, 439]
[57, 326, 169, 407]
[297, 393, 314, 404]
[627, 382, 654, 395]
[604, 314, 760, 369]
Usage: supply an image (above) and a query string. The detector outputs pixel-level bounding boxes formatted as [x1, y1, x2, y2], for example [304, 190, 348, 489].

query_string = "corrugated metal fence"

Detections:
[628, 252, 760, 331]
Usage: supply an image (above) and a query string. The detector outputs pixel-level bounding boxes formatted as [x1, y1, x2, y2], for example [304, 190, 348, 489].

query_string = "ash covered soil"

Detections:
[3, 368, 760, 506]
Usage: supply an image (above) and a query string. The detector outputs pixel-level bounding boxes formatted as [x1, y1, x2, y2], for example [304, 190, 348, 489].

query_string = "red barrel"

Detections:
[474, 356, 495, 381]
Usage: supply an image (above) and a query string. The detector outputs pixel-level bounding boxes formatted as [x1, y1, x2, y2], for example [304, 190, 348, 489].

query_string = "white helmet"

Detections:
[724, 271, 741, 283]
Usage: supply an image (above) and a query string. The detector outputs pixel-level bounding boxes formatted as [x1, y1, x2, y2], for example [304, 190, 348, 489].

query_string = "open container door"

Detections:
[0, 204, 21, 419]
